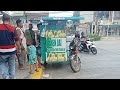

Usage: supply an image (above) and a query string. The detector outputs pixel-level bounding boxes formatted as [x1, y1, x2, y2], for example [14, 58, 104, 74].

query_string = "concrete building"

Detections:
[77, 11, 94, 34]
[80, 11, 94, 23]
[3, 11, 49, 30]
[94, 11, 120, 37]
[24, 11, 49, 30]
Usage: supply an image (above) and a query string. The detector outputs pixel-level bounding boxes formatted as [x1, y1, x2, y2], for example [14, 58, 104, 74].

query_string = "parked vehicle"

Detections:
[40, 17, 84, 73]
[69, 38, 81, 72]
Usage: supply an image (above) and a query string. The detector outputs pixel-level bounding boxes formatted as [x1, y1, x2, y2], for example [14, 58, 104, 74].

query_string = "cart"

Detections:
[40, 17, 84, 72]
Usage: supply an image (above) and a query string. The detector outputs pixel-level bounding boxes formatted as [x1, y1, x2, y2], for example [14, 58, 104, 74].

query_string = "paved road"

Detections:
[43, 40, 120, 79]
[1, 39, 120, 79]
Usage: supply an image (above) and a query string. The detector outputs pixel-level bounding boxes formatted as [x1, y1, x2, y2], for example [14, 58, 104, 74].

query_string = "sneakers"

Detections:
[4, 76, 9, 79]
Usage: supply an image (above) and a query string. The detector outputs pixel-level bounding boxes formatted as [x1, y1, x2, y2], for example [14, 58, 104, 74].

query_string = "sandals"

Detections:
[39, 65, 45, 69]
[29, 69, 39, 74]
[38, 63, 45, 69]
[35, 69, 39, 72]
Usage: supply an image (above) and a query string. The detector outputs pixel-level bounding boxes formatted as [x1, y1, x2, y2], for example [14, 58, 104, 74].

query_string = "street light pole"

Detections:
[95, 18, 101, 34]
[111, 11, 115, 38]
[112, 11, 114, 23]
[91, 21, 94, 34]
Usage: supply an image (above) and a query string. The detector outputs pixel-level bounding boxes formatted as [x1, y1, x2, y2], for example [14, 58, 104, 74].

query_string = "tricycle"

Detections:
[40, 17, 84, 72]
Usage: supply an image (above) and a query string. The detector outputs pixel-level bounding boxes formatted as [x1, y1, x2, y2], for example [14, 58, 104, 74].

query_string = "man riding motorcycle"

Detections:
[80, 32, 88, 51]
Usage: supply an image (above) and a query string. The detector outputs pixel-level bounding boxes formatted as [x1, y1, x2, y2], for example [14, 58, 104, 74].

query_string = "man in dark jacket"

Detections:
[0, 14, 21, 79]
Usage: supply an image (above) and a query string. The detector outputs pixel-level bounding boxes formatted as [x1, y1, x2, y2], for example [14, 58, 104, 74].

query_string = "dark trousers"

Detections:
[81, 42, 87, 50]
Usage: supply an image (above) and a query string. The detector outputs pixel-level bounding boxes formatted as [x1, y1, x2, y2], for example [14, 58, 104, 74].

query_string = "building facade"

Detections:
[93, 11, 120, 37]
[77, 11, 94, 34]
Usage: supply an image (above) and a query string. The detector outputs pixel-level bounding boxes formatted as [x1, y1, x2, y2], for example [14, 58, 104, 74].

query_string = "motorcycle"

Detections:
[78, 38, 97, 55]
[69, 38, 81, 72]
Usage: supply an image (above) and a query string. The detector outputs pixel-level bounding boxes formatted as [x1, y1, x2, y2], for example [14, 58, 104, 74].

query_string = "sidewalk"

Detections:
[101, 37, 120, 41]
[0, 61, 43, 79]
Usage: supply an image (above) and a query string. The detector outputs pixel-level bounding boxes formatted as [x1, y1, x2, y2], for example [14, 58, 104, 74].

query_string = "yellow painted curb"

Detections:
[32, 68, 43, 79]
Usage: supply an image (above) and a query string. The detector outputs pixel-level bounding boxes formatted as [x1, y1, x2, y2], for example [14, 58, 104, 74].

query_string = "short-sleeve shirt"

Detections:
[25, 29, 36, 45]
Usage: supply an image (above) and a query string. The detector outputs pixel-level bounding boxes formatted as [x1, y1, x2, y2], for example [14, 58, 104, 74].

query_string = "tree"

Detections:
[73, 11, 80, 17]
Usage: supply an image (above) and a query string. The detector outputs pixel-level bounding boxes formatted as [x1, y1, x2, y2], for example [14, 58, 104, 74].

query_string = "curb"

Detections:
[32, 68, 43, 79]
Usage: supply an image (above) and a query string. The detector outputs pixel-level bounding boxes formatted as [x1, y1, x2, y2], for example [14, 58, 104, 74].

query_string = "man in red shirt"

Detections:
[0, 14, 21, 79]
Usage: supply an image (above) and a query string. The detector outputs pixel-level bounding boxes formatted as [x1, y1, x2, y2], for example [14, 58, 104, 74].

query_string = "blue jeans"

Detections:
[0, 54, 16, 79]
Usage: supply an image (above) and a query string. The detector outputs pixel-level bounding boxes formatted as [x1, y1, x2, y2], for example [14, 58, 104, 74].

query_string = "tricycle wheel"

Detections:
[70, 55, 81, 73]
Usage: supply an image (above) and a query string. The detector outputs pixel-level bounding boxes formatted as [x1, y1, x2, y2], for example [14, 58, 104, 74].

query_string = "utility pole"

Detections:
[107, 11, 110, 38]
[111, 11, 115, 38]
[24, 11, 27, 23]
[94, 11, 98, 34]
[112, 11, 114, 23]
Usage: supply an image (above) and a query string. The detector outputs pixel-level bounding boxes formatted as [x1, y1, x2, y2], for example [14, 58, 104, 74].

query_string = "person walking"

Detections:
[16, 19, 26, 70]
[0, 14, 21, 79]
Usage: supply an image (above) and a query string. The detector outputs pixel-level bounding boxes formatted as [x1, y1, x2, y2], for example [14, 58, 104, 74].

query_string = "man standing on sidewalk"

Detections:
[16, 19, 27, 70]
[25, 24, 36, 46]
[0, 14, 21, 79]
[36, 23, 44, 68]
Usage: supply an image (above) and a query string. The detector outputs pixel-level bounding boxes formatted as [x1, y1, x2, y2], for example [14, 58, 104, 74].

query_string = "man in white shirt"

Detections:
[16, 19, 26, 70]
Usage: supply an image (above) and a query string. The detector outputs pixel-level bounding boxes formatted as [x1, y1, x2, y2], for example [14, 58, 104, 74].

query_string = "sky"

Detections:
[49, 11, 74, 17]
[1, 11, 94, 22]
[6, 11, 74, 17]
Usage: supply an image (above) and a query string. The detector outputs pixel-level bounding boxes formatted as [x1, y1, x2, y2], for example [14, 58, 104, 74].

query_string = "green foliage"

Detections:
[88, 34, 101, 41]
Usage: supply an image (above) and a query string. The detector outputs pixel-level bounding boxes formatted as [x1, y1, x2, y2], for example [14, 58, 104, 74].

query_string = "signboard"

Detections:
[45, 30, 67, 61]
[46, 52, 67, 62]
[46, 38, 66, 52]
[99, 20, 112, 25]
[112, 22, 120, 25]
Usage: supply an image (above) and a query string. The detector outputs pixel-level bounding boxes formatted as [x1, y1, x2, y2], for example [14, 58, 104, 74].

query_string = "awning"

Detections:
[42, 17, 84, 21]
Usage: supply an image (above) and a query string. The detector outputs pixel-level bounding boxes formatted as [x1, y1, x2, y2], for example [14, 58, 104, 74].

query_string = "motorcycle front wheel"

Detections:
[91, 47, 97, 55]
[69, 55, 81, 73]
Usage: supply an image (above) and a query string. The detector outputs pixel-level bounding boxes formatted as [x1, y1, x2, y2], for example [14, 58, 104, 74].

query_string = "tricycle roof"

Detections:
[41, 17, 84, 21]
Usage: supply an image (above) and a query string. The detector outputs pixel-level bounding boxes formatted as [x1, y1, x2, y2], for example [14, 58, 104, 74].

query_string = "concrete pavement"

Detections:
[43, 40, 120, 79]
[1, 39, 120, 79]
[0, 61, 43, 79]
